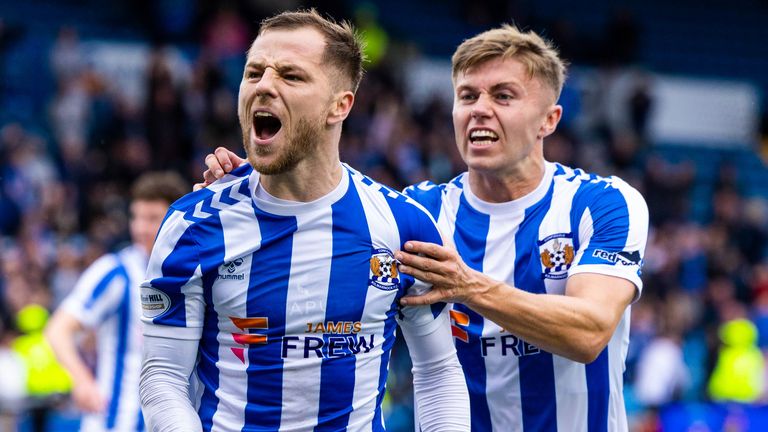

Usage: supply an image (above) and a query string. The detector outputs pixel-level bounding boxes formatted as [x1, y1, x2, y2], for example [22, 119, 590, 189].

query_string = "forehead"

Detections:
[131, 200, 169, 214]
[248, 26, 327, 66]
[455, 57, 535, 88]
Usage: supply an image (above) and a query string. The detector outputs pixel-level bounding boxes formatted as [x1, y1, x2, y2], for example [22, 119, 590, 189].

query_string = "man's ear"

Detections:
[327, 91, 355, 126]
[537, 104, 563, 139]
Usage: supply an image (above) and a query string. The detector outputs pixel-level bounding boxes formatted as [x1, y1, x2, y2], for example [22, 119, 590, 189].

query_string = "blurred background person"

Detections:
[44, 172, 186, 432]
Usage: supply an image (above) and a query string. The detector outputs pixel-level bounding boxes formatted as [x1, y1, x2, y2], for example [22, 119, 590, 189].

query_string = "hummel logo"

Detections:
[224, 258, 244, 273]
[218, 258, 245, 280]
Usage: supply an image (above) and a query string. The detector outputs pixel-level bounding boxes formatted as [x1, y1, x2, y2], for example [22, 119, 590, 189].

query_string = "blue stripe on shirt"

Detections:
[453, 193, 493, 432]
[315, 178, 372, 431]
[571, 182, 630, 431]
[83, 265, 121, 311]
[403, 182, 444, 221]
[196, 215, 227, 431]
[385, 187, 446, 317]
[152, 226, 200, 328]
[574, 183, 631, 266]
[243, 206, 297, 430]
[371, 298, 400, 432]
[515, 182, 557, 432]
[586, 349, 609, 432]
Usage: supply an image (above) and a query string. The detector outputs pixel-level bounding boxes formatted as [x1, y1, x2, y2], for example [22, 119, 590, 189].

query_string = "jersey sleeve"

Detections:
[400, 297, 470, 431]
[140, 208, 205, 341]
[568, 179, 649, 298]
[396, 197, 450, 336]
[402, 181, 445, 222]
[61, 254, 127, 328]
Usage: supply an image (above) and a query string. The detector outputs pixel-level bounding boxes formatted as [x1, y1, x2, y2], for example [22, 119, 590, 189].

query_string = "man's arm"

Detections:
[397, 243, 635, 363]
[140, 334, 202, 432]
[398, 304, 470, 431]
[45, 310, 105, 413]
[139, 206, 206, 430]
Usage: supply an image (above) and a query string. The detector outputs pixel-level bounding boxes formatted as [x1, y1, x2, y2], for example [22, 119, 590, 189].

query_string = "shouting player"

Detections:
[139, 10, 469, 432]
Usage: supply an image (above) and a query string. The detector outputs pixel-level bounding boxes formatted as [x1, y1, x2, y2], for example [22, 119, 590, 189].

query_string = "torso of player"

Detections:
[199, 210, 404, 371]
[441, 192, 572, 361]
[179, 166, 436, 430]
[406, 162, 644, 431]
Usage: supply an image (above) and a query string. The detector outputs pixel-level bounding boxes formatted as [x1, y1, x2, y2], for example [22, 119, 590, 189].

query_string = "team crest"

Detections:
[539, 233, 575, 280]
[369, 248, 400, 291]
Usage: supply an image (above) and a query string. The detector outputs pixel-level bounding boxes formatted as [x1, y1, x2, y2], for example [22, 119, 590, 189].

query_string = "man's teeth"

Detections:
[470, 130, 498, 140]
[255, 111, 274, 117]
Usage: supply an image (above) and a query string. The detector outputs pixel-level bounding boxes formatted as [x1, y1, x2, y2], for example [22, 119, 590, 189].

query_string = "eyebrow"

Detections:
[244, 61, 307, 75]
[456, 81, 523, 92]
[490, 81, 524, 92]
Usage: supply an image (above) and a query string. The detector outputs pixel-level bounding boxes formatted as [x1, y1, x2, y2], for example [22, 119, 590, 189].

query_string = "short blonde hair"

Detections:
[452, 24, 567, 101]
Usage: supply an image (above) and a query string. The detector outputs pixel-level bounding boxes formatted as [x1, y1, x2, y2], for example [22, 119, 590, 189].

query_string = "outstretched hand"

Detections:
[395, 241, 497, 306]
[193, 147, 247, 191]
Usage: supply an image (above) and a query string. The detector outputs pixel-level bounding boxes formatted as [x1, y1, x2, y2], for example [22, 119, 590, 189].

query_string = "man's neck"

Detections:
[467, 158, 546, 203]
[259, 156, 344, 203]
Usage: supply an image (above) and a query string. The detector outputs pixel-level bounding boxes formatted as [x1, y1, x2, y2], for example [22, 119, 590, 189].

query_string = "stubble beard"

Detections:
[243, 117, 324, 176]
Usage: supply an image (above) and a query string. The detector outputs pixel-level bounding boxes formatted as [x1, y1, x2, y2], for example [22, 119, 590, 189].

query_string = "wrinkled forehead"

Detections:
[248, 26, 327, 66]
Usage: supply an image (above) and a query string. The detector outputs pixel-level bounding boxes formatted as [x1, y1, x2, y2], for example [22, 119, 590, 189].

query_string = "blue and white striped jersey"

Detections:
[404, 161, 649, 432]
[141, 164, 448, 432]
[62, 245, 146, 432]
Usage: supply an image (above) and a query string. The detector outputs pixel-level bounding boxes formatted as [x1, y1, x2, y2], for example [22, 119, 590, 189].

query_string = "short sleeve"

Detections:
[61, 254, 127, 328]
[569, 181, 649, 298]
[395, 197, 450, 336]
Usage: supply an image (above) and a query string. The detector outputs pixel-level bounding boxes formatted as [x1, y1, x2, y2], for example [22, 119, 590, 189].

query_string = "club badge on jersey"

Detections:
[369, 248, 400, 291]
[539, 233, 575, 280]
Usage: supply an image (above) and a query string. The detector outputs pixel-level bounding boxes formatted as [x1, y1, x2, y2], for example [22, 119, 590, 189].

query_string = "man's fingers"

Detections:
[395, 251, 440, 273]
[203, 154, 224, 178]
[404, 241, 454, 260]
[193, 182, 205, 192]
[214, 147, 234, 171]
[214, 146, 245, 173]
[400, 290, 445, 306]
[397, 263, 451, 287]
[203, 169, 218, 185]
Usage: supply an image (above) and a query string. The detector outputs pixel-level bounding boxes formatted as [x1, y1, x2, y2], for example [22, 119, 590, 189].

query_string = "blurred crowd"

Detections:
[1, 1, 768, 431]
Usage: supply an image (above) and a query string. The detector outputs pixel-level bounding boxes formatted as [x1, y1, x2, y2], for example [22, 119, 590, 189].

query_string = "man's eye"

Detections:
[459, 94, 477, 101]
[247, 71, 261, 79]
[496, 93, 514, 100]
[284, 74, 301, 82]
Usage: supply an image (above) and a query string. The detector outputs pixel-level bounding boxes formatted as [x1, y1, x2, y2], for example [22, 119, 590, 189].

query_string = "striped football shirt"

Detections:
[62, 245, 147, 431]
[404, 161, 649, 432]
[141, 163, 448, 432]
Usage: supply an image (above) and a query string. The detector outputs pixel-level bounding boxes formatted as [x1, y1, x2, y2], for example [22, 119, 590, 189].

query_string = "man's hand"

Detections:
[193, 147, 246, 191]
[72, 378, 107, 413]
[395, 241, 500, 306]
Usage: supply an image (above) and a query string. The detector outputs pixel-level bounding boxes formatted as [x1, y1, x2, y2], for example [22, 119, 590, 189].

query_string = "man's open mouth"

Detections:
[253, 111, 282, 140]
[469, 129, 499, 145]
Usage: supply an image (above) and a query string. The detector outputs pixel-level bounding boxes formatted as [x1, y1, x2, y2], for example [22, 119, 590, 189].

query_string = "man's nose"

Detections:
[254, 68, 278, 98]
[471, 93, 493, 119]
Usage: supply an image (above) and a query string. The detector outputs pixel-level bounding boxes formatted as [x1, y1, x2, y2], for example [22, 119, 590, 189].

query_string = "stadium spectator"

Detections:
[708, 317, 765, 402]
[139, 10, 469, 432]
[45, 171, 187, 432]
[13, 304, 71, 432]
